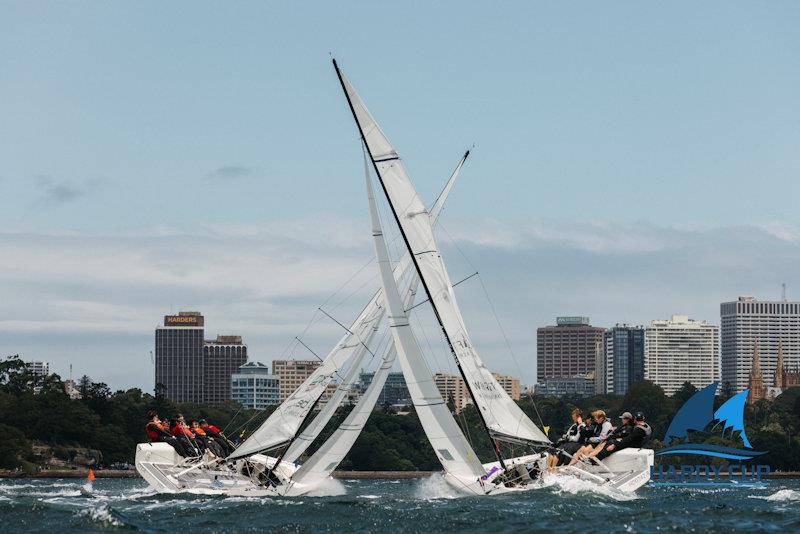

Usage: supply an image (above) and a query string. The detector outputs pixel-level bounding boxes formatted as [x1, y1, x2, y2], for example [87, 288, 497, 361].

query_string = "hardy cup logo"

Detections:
[652, 382, 770, 486]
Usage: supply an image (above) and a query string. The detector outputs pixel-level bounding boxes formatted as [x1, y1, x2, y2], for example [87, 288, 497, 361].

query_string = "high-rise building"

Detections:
[359, 371, 411, 407]
[720, 296, 800, 393]
[155, 312, 205, 403]
[433, 372, 471, 412]
[203, 335, 248, 405]
[644, 315, 719, 396]
[537, 317, 604, 394]
[231, 361, 280, 410]
[272, 359, 322, 401]
[599, 325, 645, 396]
[492, 373, 521, 401]
[24, 360, 50, 377]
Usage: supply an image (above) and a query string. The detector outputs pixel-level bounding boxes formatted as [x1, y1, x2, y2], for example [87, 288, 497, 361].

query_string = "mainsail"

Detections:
[228, 147, 470, 463]
[334, 59, 550, 447]
[365, 161, 486, 480]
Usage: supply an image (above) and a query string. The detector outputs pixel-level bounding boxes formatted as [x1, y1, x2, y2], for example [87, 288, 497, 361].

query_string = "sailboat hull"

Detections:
[135, 443, 319, 497]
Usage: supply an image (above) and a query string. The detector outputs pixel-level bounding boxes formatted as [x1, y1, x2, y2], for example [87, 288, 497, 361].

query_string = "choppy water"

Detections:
[2, 475, 799, 533]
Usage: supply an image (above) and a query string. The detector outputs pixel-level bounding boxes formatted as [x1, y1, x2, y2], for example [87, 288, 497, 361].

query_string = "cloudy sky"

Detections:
[1, 2, 798, 389]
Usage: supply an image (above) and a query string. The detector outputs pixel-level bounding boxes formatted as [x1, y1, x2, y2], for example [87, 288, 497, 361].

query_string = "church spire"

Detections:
[747, 340, 766, 405]
[774, 340, 785, 389]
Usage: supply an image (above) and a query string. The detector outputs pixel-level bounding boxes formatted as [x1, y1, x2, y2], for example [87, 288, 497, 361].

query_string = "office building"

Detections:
[536, 376, 595, 397]
[433, 372, 471, 412]
[155, 312, 205, 403]
[272, 359, 322, 401]
[721, 296, 800, 393]
[204, 335, 248, 405]
[492, 373, 521, 401]
[360, 371, 411, 407]
[155, 311, 247, 404]
[537, 317, 604, 392]
[24, 360, 50, 377]
[600, 324, 645, 395]
[231, 362, 280, 410]
[644, 315, 719, 396]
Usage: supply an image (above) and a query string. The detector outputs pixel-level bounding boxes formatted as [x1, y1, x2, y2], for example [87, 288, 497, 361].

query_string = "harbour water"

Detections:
[2, 476, 799, 532]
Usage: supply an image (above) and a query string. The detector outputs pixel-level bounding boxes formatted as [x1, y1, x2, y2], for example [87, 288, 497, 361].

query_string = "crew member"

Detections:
[547, 408, 585, 469]
[145, 410, 191, 457]
[190, 420, 224, 457]
[568, 410, 613, 465]
[170, 418, 201, 456]
[596, 411, 651, 460]
[201, 420, 234, 456]
[587, 412, 635, 460]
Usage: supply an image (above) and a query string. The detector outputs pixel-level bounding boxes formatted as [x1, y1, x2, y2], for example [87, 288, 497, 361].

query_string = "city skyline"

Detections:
[2, 3, 799, 390]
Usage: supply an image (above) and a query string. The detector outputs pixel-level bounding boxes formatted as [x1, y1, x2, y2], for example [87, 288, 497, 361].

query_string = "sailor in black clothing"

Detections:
[595, 411, 652, 460]
[547, 408, 586, 468]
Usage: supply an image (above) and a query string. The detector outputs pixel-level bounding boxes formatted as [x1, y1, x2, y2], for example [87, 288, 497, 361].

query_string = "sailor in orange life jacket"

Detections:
[169, 418, 202, 456]
[200, 419, 234, 456]
[145, 410, 191, 457]
[190, 420, 225, 457]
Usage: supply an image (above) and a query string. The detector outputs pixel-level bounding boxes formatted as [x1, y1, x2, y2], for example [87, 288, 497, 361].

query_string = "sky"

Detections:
[1, 2, 799, 390]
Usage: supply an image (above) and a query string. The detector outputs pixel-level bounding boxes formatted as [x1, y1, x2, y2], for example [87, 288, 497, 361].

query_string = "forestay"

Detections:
[335, 60, 550, 446]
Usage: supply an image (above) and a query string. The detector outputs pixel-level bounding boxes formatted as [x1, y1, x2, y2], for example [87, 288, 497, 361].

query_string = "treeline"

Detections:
[2, 354, 799, 471]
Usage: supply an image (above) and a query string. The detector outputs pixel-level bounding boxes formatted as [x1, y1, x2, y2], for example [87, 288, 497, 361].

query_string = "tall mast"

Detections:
[333, 59, 506, 468]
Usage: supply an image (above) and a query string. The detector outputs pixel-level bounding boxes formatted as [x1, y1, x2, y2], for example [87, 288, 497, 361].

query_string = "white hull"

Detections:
[135, 443, 323, 497]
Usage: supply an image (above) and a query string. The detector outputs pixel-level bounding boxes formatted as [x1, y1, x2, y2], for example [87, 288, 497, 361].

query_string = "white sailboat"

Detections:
[135, 149, 470, 496]
[334, 58, 653, 494]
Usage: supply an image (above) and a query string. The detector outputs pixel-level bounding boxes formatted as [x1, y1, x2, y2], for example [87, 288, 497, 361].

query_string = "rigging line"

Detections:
[405, 271, 479, 313]
[220, 405, 243, 435]
[317, 306, 380, 361]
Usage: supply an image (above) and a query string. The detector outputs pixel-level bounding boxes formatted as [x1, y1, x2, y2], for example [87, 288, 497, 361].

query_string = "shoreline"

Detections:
[2, 469, 800, 480]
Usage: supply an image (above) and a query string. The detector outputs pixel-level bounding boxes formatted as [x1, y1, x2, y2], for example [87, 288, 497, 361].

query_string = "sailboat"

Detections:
[334, 58, 654, 494]
[134, 150, 470, 496]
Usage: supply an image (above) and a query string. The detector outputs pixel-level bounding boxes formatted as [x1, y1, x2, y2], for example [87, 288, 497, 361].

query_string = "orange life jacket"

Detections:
[192, 427, 207, 436]
[145, 421, 162, 440]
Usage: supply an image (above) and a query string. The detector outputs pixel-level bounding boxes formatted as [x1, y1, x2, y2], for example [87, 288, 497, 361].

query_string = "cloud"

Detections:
[1, 217, 798, 391]
[34, 175, 104, 206]
[206, 165, 260, 181]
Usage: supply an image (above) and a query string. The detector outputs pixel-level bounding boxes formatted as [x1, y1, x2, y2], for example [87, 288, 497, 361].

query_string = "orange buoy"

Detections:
[88, 469, 95, 481]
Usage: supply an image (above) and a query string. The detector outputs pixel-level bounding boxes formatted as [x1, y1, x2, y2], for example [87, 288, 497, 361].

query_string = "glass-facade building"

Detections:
[359, 371, 411, 407]
[601, 325, 645, 395]
[231, 362, 280, 410]
[155, 312, 205, 403]
[203, 336, 248, 405]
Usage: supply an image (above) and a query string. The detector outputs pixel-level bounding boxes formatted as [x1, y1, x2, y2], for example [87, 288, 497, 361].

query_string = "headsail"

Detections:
[365, 158, 486, 480]
[334, 59, 549, 446]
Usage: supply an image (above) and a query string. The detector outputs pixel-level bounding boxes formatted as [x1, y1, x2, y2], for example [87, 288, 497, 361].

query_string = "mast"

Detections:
[332, 59, 506, 468]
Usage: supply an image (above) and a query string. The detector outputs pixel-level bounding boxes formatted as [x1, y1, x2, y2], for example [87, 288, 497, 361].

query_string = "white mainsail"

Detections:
[365, 162, 486, 480]
[290, 281, 418, 485]
[228, 147, 470, 463]
[334, 59, 550, 446]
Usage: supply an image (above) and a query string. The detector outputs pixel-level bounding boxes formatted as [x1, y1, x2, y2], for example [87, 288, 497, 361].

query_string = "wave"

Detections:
[751, 489, 800, 502]
[540, 472, 639, 502]
[413, 474, 461, 500]
[76, 504, 124, 527]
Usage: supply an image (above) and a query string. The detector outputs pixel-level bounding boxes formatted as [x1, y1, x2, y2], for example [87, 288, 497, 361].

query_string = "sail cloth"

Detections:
[228, 145, 471, 463]
[366, 165, 486, 479]
[291, 281, 419, 485]
[284, 149, 469, 465]
[227, 302, 384, 461]
[334, 60, 550, 446]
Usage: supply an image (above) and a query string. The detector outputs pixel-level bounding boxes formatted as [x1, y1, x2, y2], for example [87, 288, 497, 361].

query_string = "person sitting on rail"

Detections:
[190, 420, 224, 457]
[145, 410, 191, 457]
[547, 408, 586, 469]
[585, 412, 635, 460]
[170, 418, 202, 456]
[568, 409, 613, 466]
[200, 419, 234, 456]
[594, 411, 652, 461]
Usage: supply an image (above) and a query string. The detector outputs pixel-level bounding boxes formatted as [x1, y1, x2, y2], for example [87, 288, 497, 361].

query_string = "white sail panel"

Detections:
[227, 301, 385, 461]
[365, 167, 486, 479]
[336, 61, 549, 445]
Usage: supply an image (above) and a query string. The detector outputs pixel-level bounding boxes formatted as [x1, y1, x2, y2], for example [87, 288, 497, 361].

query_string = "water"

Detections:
[2, 476, 799, 533]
